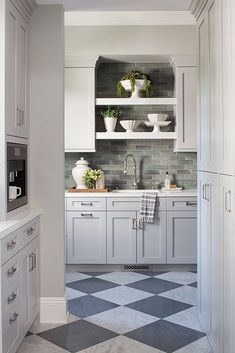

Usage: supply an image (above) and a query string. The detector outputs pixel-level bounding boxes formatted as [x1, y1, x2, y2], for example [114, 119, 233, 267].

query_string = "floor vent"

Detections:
[123, 264, 151, 271]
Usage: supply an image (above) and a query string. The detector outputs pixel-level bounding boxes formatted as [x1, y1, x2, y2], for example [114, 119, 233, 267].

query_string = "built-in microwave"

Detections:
[7, 142, 28, 212]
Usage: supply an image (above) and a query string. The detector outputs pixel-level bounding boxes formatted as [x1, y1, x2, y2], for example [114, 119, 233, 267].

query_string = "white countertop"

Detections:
[0, 208, 42, 239]
[65, 189, 197, 198]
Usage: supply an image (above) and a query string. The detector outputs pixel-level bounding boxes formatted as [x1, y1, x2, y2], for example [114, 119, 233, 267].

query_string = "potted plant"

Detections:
[117, 71, 154, 98]
[101, 106, 121, 132]
[83, 169, 102, 189]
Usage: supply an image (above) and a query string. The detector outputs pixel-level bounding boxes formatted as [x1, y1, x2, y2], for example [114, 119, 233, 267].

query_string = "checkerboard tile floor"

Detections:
[17, 271, 213, 353]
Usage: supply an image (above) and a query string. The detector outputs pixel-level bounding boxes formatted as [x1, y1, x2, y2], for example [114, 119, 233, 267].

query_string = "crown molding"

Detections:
[65, 11, 196, 26]
[170, 55, 197, 68]
[189, 0, 208, 19]
[65, 55, 98, 68]
[12, 0, 37, 20]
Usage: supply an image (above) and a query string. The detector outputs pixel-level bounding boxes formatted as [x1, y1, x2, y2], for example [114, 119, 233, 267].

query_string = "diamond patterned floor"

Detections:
[17, 271, 213, 353]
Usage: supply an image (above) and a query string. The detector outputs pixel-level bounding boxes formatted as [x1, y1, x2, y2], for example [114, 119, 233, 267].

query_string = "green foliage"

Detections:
[83, 169, 102, 189]
[101, 106, 121, 118]
[117, 71, 154, 97]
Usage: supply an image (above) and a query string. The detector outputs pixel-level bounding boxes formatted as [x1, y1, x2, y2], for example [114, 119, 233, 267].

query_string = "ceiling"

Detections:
[35, 0, 193, 12]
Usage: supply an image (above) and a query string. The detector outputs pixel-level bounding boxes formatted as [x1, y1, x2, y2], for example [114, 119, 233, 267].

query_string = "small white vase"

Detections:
[121, 79, 150, 98]
[104, 117, 117, 132]
[96, 171, 105, 189]
[72, 157, 90, 189]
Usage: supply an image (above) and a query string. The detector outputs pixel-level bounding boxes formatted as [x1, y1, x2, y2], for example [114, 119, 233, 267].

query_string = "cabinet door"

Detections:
[167, 211, 197, 264]
[174, 66, 197, 152]
[137, 211, 166, 264]
[197, 0, 221, 173]
[20, 236, 40, 337]
[66, 211, 106, 264]
[65, 68, 95, 152]
[198, 172, 220, 351]
[107, 211, 136, 264]
[5, 1, 29, 139]
[221, 175, 233, 353]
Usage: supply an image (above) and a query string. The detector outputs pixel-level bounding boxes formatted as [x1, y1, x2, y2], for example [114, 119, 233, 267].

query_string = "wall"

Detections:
[65, 25, 197, 56]
[30, 5, 66, 322]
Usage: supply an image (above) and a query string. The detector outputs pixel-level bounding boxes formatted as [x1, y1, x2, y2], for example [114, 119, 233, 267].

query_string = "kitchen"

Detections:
[0, 1, 233, 352]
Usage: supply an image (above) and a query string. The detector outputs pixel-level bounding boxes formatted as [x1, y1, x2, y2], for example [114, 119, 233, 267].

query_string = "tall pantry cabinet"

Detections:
[196, 0, 235, 353]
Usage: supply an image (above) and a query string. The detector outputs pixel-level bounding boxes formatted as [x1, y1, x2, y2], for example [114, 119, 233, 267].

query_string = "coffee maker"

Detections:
[7, 143, 28, 212]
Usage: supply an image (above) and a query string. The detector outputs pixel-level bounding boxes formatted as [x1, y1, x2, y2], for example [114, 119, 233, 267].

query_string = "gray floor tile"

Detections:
[136, 271, 169, 277]
[68, 295, 118, 318]
[126, 295, 192, 318]
[127, 277, 182, 294]
[188, 282, 197, 288]
[66, 278, 118, 294]
[125, 320, 205, 353]
[79, 272, 110, 277]
[38, 320, 118, 353]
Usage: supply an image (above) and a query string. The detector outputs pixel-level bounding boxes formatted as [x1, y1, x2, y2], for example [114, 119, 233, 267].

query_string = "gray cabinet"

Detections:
[107, 211, 136, 264]
[66, 211, 106, 264]
[137, 211, 167, 264]
[167, 211, 197, 264]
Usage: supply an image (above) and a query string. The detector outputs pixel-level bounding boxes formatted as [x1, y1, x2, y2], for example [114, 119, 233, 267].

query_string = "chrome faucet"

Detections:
[124, 154, 139, 190]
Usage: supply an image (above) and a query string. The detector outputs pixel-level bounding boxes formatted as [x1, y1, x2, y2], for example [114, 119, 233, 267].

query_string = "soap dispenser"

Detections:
[164, 172, 171, 189]
[72, 157, 90, 189]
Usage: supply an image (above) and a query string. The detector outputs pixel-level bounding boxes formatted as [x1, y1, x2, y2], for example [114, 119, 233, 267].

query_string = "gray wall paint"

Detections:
[65, 140, 197, 190]
[30, 5, 65, 298]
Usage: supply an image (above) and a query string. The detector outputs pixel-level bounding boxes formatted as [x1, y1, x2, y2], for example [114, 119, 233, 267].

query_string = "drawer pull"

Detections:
[138, 218, 143, 230]
[7, 240, 17, 251]
[81, 202, 93, 206]
[8, 291, 17, 304]
[132, 218, 137, 230]
[29, 254, 34, 272]
[9, 312, 19, 324]
[27, 226, 35, 236]
[186, 201, 197, 206]
[33, 253, 37, 269]
[7, 266, 17, 277]
[81, 213, 93, 217]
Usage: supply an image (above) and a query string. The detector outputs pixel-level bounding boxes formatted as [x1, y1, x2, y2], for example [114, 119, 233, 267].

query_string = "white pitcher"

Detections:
[72, 158, 90, 189]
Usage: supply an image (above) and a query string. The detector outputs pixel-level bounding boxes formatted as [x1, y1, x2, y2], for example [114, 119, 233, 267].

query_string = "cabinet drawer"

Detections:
[167, 197, 197, 211]
[1, 230, 20, 265]
[20, 217, 40, 248]
[1, 255, 19, 293]
[107, 197, 166, 211]
[66, 198, 106, 211]
[2, 281, 19, 313]
[2, 297, 20, 353]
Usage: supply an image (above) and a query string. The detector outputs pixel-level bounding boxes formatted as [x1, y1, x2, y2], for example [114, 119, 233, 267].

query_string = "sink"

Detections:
[112, 189, 159, 193]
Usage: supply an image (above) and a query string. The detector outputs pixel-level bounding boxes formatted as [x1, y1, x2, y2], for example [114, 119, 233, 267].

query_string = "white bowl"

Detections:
[147, 114, 168, 123]
[120, 120, 141, 132]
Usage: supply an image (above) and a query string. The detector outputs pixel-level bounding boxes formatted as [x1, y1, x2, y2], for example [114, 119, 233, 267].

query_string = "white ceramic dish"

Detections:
[147, 114, 168, 123]
[144, 121, 171, 132]
[120, 120, 141, 132]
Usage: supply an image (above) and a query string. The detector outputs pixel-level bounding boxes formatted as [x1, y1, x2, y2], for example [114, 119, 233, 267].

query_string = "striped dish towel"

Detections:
[139, 192, 158, 223]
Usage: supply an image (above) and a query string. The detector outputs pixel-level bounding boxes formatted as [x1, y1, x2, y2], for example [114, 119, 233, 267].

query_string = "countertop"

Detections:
[0, 208, 42, 239]
[65, 189, 197, 198]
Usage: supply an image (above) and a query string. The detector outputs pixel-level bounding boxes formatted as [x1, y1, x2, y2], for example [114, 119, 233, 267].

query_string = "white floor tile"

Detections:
[173, 337, 213, 353]
[30, 314, 80, 334]
[86, 306, 159, 334]
[155, 272, 197, 285]
[97, 271, 149, 285]
[16, 335, 69, 353]
[66, 287, 86, 300]
[164, 306, 204, 332]
[92, 286, 153, 305]
[77, 335, 165, 353]
[159, 286, 197, 306]
[65, 272, 91, 284]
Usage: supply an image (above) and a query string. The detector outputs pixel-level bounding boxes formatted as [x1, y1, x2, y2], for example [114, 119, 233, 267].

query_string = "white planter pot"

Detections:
[121, 79, 150, 98]
[104, 117, 117, 132]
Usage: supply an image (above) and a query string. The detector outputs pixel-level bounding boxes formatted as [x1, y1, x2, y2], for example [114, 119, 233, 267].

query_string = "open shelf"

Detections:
[96, 132, 177, 140]
[96, 98, 177, 106]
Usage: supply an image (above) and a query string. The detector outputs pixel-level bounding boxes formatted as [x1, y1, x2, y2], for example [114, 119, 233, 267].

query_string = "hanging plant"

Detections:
[117, 71, 154, 98]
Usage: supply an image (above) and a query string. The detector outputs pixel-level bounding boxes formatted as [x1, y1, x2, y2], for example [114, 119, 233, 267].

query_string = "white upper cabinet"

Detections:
[197, 0, 221, 173]
[171, 57, 197, 152]
[5, 0, 29, 139]
[65, 57, 97, 152]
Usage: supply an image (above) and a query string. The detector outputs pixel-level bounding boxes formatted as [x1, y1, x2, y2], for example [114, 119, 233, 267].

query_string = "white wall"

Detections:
[30, 5, 66, 321]
[65, 25, 196, 56]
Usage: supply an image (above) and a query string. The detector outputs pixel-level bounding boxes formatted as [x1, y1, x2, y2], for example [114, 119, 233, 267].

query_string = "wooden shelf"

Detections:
[96, 98, 177, 106]
[96, 132, 177, 140]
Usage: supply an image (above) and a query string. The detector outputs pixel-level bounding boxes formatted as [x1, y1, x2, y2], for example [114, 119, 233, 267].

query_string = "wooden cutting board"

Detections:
[68, 188, 110, 193]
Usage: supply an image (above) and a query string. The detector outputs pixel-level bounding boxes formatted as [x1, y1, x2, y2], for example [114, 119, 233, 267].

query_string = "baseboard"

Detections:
[40, 296, 67, 323]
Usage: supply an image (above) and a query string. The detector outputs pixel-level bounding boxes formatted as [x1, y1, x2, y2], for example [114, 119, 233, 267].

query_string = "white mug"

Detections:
[9, 186, 21, 201]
